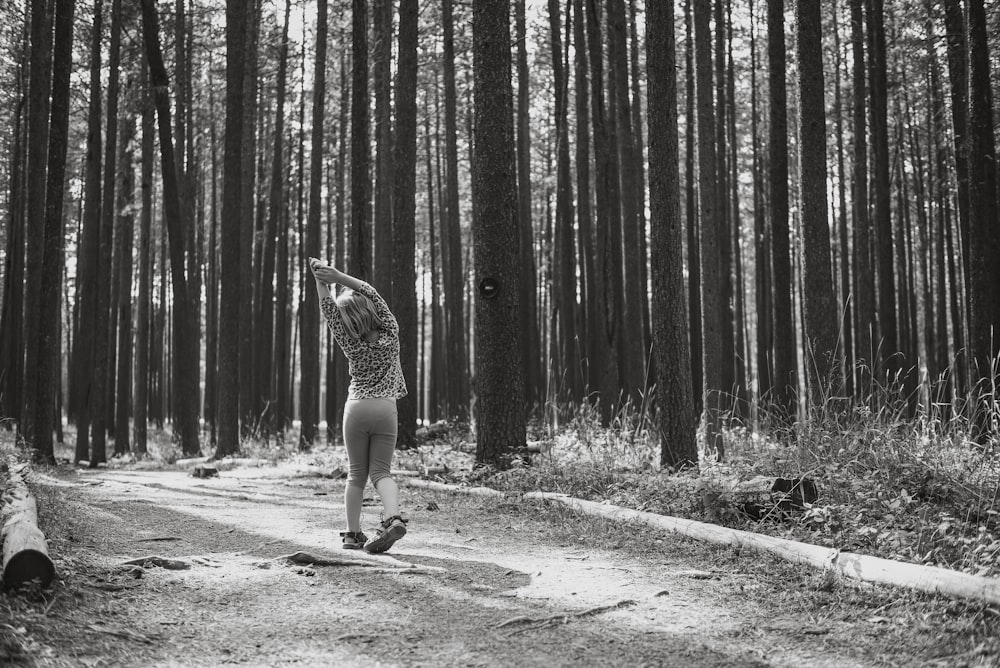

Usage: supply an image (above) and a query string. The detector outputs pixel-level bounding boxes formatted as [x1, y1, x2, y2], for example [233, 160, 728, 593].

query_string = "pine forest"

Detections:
[0, 0, 998, 474]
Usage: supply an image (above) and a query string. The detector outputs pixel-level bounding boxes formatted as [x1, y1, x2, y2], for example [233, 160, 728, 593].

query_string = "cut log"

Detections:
[415, 420, 452, 442]
[174, 456, 210, 467]
[1, 463, 56, 589]
[402, 479, 505, 499]
[525, 441, 552, 454]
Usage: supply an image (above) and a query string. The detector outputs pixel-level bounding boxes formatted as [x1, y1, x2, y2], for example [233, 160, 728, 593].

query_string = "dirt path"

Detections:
[4, 463, 998, 667]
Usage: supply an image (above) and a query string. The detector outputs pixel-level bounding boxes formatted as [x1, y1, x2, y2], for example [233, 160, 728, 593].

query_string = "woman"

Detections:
[310, 257, 408, 554]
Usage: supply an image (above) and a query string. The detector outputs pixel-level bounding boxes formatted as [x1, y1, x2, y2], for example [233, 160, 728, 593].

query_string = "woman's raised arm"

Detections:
[309, 258, 365, 292]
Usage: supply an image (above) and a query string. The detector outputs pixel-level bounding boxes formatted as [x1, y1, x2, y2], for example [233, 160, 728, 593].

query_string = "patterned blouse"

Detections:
[321, 281, 408, 400]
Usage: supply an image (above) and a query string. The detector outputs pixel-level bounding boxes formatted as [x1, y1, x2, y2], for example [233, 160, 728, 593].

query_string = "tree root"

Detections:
[496, 599, 637, 634]
[120, 555, 221, 570]
[275, 551, 446, 575]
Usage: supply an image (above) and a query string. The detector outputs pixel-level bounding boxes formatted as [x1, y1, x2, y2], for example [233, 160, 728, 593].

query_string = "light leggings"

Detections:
[342, 397, 399, 532]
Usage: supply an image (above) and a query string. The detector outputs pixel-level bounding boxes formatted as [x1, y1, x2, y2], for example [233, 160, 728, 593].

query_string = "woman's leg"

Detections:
[342, 400, 371, 532]
[367, 399, 400, 518]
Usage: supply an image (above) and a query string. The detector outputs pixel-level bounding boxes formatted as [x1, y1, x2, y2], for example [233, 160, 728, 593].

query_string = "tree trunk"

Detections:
[472, 0, 526, 468]
[585, 0, 620, 421]
[795, 0, 841, 405]
[330, 44, 350, 438]
[256, 0, 291, 437]
[966, 0, 1000, 440]
[239, 0, 260, 435]
[684, 0, 703, 416]
[372, 0, 393, 295]
[350, 0, 370, 282]
[0, 90, 26, 428]
[850, 0, 874, 399]
[628, 0, 650, 354]
[750, 0, 770, 411]
[392, 0, 419, 449]
[300, 0, 328, 448]
[647, 0, 697, 470]
[141, 0, 200, 455]
[696, 0, 724, 455]
[832, 0, 854, 398]
[573, 0, 600, 408]
[726, 0, 749, 418]
[548, 0, 578, 405]
[114, 111, 135, 456]
[768, 0, 795, 424]
[34, 0, 75, 463]
[608, 0, 645, 403]
[441, 0, 469, 421]
[135, 59, 153, 455]
[713, 0, 734, 411]
[19, 0, 53, 451]
[866, 0, 897, 387]
[88, 0, 123, 464]
[216, 0, 246, 457]
[515, 0, 540, 407]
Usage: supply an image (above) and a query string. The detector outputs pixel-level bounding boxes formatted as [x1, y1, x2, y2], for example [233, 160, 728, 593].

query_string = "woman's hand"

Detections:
[309, 257, 340, 285]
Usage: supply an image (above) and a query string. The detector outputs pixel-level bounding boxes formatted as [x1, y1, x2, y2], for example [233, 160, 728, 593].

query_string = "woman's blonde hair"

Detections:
[336, 290, 381, 340]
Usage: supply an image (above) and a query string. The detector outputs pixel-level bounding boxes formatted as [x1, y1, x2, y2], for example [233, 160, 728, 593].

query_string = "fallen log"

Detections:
[526, 491, 1000, 607]
[402, 479, 505, 499]
[400, 478, 1000, 607]
[1, 463, 56, 589]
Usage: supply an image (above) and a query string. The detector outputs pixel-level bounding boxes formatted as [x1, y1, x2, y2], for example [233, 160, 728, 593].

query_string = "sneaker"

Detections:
[363, 515, 408, 554]
[340, 530, 369, 550]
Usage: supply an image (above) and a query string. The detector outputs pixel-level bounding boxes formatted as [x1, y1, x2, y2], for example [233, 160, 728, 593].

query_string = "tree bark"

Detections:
[34, 0, 75, 463]
[113, 102, 136, 456]
[0, 90, 26, 428]
[472, 0, 526, 468]
[585, 0, 620, 421]
[239, 0, 260, 435]
[19, 0, 53, 451]
[373, 0, 393, 295]
[750, 0, 770, 409]
[832, 0, 854, 398]
[966, 0, 1000, 440]
[684, 0, 703, 415]
[696, 0, 724, 455]
[850, 0, 874, 399]
[256, 0, 291, 437]
[135, 59, 153, 455]
[88, 0, 123, 464]
[608, 0, 645, 402]
[350, 0, 370, 282]
[646, 0, 697, 470]
[141, 0, 200, 455]
[515, 0, 540, 407]
[573, 0, 600, 408]
[216, 0, 246, 457]
[548, 0, 578, 404]
[795, 0, 841, 405]
[768, 0, 795, 424]
[866, 0, 897, 387]
[714, 0, 734, 409]
[300, 0, 328, 448]
[392, 0, 419, 449]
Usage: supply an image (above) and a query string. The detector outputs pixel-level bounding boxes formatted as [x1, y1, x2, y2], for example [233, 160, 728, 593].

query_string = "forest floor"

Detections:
[3, 453, 1000, 667]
